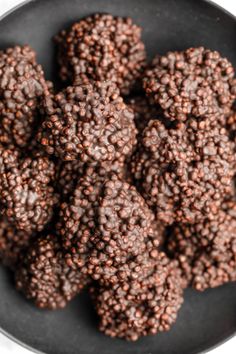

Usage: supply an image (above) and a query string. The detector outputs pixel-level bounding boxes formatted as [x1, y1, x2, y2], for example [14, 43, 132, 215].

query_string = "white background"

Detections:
[0, 0, 235, 353]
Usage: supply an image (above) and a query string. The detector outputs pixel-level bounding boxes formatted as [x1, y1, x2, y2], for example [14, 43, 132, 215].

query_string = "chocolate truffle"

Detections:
[91, 252, 183, 341]
[166, 199, 236, 290]
[132, 118, 235, 224]
[59, 171, 162, 284]
[56, 14, 146, 95]
[87, 174, 160, 285]
[0, 155, 58, 232]
[38, 81, 137, 162]
[0, 45, 51, 147]
[143, 47, 236, 121]
[15, 234, 89, 309]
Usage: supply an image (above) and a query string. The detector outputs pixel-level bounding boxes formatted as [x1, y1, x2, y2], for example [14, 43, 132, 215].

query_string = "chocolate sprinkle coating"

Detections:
[59, 171, 163, 285]
[166, 199, 236, 290]
[143, 47, 236, 121]
[38, 81, 137, 162]
[0, 216, 33, 269]
[15, 234, 89, 309]
[58, 167, 129, 266]
[132, 118, 235, 224]
[90, 253, 183, 341]
[55, 14, 146, 95]
[0, 45, 51, 147]
[0, 154, 58, 232]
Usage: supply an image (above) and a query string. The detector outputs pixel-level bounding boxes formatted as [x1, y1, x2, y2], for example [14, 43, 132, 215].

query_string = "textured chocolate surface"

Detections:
[91, 253, 183, 341]
[15, 234, 89, 309]
[0, 45, 51, 147]
[0, 6, 235, 347]
[0, 216, 33, 269]
[166, 199, 236, 290]
[143, 47, 236, 121]
[132, 117, 235, 224]
[56, 14, 146, 95]
[38, 81, 137, 162]
[0, 153, 58, 232]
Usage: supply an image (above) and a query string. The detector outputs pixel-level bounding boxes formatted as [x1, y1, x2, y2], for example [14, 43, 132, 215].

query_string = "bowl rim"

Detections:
[0, 0, 235, 353]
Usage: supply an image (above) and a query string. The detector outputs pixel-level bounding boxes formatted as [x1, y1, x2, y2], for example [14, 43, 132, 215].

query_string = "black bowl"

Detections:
[0, 0, 236, 353]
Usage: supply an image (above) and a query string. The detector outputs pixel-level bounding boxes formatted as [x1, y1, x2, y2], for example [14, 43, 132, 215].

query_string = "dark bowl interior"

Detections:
[0, 0, 236, 353]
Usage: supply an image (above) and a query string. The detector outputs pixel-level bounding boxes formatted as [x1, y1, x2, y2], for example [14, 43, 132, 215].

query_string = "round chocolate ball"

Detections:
[56, 14, 146, 95]
[38, 81, 137, 162]
[15, 234, 90, 309]
[0, 45, 51, 147]
[143, 47, 236, 121]
[0, 153, 58, 232]
[132, 117, 235, 224]
[91, 252, 183, 341]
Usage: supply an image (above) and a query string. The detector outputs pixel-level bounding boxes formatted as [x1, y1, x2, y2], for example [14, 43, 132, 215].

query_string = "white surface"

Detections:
[0, 0, 235, 353]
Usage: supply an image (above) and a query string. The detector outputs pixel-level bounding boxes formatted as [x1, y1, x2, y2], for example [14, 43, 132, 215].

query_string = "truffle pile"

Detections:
[0, 12, 236, 343]
[132, 46, 236, 292]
